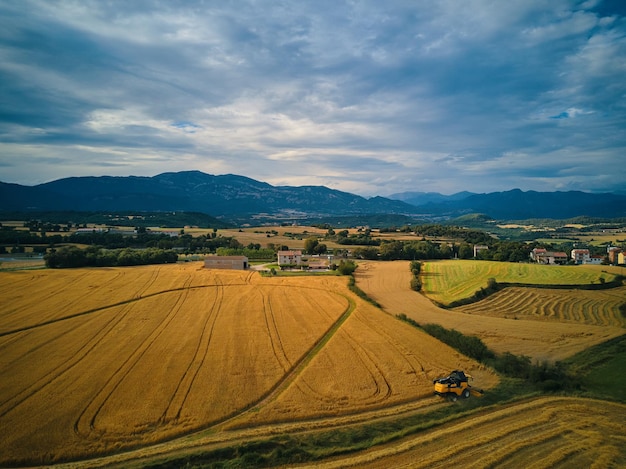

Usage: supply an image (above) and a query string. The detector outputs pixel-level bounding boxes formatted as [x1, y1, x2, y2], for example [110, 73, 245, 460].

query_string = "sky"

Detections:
[1, 0, 625, 197]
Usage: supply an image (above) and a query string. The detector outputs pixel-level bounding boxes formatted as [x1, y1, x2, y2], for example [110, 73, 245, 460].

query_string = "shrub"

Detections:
[337, 260, 357, 275]
[410, 277, 422, 292]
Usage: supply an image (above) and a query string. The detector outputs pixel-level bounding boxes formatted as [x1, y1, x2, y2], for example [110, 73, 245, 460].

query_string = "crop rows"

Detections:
[308, 397, 626, 468]
[455, 286, 626, 327]
[422, 260, 618, 305]
[354, 260, 624, 362]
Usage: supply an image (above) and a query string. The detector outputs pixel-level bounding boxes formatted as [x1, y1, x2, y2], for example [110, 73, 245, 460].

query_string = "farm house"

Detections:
[204, 256, 248, 270]
[277, 250, 302, 266]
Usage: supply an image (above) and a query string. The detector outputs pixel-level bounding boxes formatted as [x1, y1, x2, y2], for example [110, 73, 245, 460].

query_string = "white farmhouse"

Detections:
[277, 250, 302, 266]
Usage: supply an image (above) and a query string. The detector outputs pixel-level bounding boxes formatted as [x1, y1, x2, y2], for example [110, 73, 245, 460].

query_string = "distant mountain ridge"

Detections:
[388, 190, 476, 206]
[1, 171, 625, 221]
[0, 171, 415, 220]
[388, 188, 626, 219]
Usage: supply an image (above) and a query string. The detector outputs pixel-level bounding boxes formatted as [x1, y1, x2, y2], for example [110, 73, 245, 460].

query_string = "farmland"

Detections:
[1, 257, 625, 467]
[0, 263, 495, 466]
[354, 261, 624, 361]
[421, 259, 621, 306]
[294, 397, 626, 468]
[455, 285, 626, 327]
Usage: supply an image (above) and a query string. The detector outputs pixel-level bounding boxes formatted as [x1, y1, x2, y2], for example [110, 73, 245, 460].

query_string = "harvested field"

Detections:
[455, 286, 626, 327]
[293, 397, 626, 468]
[421, 260, 619, 306]
[0, 263, 496, 465]
[354, 261, 624, 361]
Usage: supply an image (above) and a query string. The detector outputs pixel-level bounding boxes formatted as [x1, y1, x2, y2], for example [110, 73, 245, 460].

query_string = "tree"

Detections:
[337, 260, 357, 275]
[313, 243, 327, 255]
[304, 237, 319, 254]
[353, 246, 379, 260]
[458, 243, 473, 259]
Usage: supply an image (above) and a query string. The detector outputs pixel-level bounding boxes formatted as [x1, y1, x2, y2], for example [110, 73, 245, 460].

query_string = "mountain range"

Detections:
[1, 171, 625, 222]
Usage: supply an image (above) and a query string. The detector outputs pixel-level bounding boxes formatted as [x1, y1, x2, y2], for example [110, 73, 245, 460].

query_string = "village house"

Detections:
[608, 246, 622, 264]
[571, 249, 590, 264]
[530, 248, 568, 265]
[277, 250, 302, 266]
[586, 254, 604, 265]
[204, 256, 248, 270]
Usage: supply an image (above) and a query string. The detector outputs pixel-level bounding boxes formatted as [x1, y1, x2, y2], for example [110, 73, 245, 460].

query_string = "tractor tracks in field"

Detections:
[209, 292, 358, 432]
[0, 281, 225, 339]
[260, 286, 292, 372]
[157, 277, 225, 425]
[73, 275, 196, 438]
[0, 270, 166, 418]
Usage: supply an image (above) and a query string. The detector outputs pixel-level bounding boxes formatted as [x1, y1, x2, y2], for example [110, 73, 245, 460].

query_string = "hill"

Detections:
[2, 172, 625, 221]
[395, 188, 626, 219]
[0, 171, 415, 222]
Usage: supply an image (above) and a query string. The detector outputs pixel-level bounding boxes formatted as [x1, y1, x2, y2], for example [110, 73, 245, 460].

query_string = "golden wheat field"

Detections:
[354, 261, 624, 361]
[0, 262, 496, 466]
[292, 397, 626, 469]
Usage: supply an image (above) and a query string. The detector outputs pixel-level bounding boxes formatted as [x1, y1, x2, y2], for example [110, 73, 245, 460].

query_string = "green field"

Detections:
[421, 260, 619, 305]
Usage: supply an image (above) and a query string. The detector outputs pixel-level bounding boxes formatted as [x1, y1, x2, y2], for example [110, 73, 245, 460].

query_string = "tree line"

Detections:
[44, 246, 178, 268]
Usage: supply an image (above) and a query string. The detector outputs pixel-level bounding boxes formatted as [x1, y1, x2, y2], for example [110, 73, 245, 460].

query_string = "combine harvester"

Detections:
[433, 370, 483, 402]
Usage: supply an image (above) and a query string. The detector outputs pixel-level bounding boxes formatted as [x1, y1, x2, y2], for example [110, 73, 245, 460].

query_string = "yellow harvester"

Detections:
[433, 370, 482, 401]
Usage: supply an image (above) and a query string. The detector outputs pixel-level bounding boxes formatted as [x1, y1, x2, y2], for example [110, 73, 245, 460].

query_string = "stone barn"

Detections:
[204, 256, 248, 270]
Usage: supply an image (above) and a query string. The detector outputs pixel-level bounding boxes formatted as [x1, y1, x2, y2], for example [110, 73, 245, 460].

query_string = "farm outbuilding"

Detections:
[204, 256, 248, 270]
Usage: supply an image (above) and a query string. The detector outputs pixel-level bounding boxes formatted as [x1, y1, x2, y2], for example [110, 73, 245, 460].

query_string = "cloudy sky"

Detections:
[1, 0, 625, 196]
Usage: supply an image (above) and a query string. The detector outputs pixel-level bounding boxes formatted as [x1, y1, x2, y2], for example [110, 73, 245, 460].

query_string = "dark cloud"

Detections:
[0, 0, 624, 195]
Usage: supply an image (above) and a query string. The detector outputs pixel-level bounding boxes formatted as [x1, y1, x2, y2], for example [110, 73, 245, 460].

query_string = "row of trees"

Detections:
[44, 246, 178, 268]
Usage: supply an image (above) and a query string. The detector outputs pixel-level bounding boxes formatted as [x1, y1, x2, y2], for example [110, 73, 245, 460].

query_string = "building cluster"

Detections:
[277, 250, 332, 270]
[530, 246, 624, 265]
[203, 250, 333, 271]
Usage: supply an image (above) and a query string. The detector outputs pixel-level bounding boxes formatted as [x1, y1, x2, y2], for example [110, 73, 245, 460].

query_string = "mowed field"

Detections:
[354, 261, 624, 361]
[0, 263, 496, 466]
[421, 259, 621, 305]
[293, 397, 626, 469]
[455, 285, 626, 327]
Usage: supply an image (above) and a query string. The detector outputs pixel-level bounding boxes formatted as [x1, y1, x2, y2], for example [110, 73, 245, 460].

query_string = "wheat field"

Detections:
[0, 263, 496, 465]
